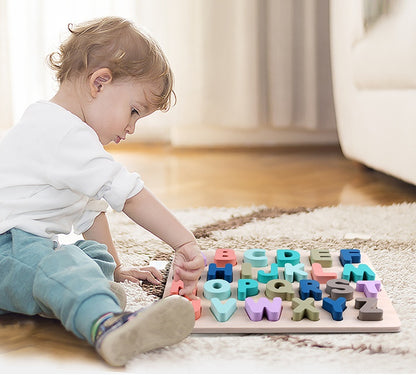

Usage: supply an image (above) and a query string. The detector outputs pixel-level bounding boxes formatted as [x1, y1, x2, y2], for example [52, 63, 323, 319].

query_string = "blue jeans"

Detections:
[0, 228, 122, 344]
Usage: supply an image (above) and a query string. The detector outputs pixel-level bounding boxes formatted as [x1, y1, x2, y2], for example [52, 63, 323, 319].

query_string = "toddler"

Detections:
[0, 16, 205, 367]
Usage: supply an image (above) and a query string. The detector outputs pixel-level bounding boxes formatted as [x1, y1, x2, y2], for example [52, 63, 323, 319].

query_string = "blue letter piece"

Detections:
[207, 263, 233, 282]
[243, 249, 268, 267]
[322, 297, 347, 321]
[299, 279, 322, 301]
[340, 249, 361, 266]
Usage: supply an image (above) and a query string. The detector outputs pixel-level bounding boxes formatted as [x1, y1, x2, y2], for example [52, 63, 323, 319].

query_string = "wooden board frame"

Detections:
[163, 249, 401, 334]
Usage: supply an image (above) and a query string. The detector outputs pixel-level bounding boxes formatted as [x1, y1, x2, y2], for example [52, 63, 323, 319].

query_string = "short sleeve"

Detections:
[49, 124, 144, 212]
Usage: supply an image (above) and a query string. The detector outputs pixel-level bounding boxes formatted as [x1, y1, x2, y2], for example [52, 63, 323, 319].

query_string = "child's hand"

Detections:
[173, 242, 205, 299]
[114, 264, 163, 284]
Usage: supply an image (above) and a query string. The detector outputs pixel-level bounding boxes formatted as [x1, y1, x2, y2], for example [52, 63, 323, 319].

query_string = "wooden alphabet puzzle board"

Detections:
[162, 248, 401, 334]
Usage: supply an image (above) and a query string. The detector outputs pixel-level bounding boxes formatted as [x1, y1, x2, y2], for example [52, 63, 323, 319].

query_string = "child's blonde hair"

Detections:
[48, 16, 175, 111]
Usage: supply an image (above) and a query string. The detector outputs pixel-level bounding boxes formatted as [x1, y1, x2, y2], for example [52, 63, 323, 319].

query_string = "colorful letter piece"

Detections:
[311, 263, 337, 284]
[310, 249, 332, 267]
[240, 262, 253, 279]
[284, 263, 307, 282]
[291, 297, 320, 321]
[214, 248, 237, 267]
[265, 279, 294, 301]
[355, 298, 383, 321]
[356, 280, 382, 298]
[170, 280, 197, 297]
[276, 249, 300, 266]
[191, 299, 202, 320]
[257, 263, 279, 283]
[210, 298, 237, 322]
[299, 279, 322, 301]
[244, 249, 268, 267]
[204, 279, 231, 300]
[340, 249, 361, 266]
[237, 279, 259, 301]
[342, 264, 375, 282]
[245, 297, 282, 321]
[325, 279, 354, 301]
[207, 263, 233, 283]
[322, 297, 347, 321]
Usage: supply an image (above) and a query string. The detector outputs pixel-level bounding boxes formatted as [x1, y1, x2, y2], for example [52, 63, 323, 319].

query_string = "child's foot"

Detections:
[93, 295, 195, 366]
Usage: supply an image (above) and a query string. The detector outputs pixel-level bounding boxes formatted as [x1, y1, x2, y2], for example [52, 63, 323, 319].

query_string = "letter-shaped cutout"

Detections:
[214, 248, 237, 267]
[342, 264, 375, 282]
[265, 279, 294, 301]
[245, 297, 282, 321]
[244, 249, 268, 267]
[276, 249, 300, 267]
[204, 279, 231, 300]
[325, 278, 354, 301]
[237, 279, 259, 301]
[299, 279, 322, 301]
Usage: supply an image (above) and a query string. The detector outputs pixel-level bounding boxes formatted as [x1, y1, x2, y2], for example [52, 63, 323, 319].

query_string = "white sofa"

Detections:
[330, 0, 416, 185]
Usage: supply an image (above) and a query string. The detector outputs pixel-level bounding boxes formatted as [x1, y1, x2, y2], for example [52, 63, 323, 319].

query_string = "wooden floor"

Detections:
[1, 145, 415, 372]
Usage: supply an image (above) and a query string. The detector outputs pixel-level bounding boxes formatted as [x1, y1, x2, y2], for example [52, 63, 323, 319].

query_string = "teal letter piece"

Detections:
[210, 298, 237, 322]
[284, 263, 307, 282]
[322, 297, 347, 321]
[203, 279, 231, 300]
[342, 264, 375, 282]
[257, 263, 279, 283]
[237, 279, 259, 301]
[243, 249, 268, 267]
[276, 249, 300, 266]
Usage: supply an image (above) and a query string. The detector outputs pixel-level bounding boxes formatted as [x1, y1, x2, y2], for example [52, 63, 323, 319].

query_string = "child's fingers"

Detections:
[140, 266, 164, 281]
[175, 267, 201, 283]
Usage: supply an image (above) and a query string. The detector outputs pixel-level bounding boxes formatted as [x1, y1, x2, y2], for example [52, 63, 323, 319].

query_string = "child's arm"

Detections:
[82, 212, 164, 284]
[123, 187, 205, 298]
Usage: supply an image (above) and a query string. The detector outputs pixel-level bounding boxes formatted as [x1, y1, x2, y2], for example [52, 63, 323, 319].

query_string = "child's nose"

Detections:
[126, 120, 136, 134]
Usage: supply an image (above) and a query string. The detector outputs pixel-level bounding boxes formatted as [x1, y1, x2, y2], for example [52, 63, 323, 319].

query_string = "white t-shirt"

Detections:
[0, 101, 144, 239]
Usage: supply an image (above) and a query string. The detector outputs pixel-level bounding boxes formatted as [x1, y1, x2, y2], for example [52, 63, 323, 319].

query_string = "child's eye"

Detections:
[131, 108, 139, 116]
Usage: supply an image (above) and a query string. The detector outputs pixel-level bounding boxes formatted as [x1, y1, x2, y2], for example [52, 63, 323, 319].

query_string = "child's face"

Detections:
[84, 78, 158, 145]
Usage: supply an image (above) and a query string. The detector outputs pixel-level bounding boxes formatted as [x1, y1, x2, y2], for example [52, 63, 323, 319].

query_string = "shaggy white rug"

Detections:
[104, 204, 416, 374]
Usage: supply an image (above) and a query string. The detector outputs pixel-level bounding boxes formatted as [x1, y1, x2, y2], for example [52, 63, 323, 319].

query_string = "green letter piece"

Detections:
[240, 262, 253, 279]
[309, 249, 332, 267]
[291, 297, 320, 321]
[265, 279, 294, 301]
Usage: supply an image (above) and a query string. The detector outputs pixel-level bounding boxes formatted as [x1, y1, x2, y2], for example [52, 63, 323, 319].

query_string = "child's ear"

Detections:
[89, 68, 113, 98]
